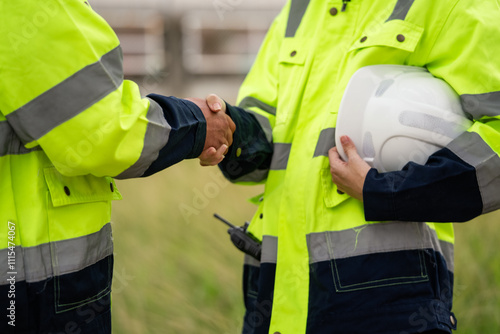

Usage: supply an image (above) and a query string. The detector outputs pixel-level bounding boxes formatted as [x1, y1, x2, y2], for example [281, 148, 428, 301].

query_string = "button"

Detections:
[290, 50, 297, 57]
[329, 7, 338, 16]
[110, 182, 114, 192]
[274, 332, 281, 334]
[236, 147, 242, 157]
[337, 189, 345, 195]
[450, 315, 456, 326]
[64, 186, 70, 196]
[259, 213, 264, 219]
[397, 34, 405, 42]
[360, 36, 367, 43]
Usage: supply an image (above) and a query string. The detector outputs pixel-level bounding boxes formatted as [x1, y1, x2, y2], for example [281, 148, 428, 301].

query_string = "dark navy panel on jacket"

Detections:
[242, 263, 276, 334]
[306, 249, 456, 334]
[142, 94, 207, 176]
[363, 147, 483, 222]
[0, 255, 113, 334]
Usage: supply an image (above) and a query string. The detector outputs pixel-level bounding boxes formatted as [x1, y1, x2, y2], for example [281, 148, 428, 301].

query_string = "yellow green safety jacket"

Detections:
[0, 1, 208, 332]
[219, 0, 500, 333]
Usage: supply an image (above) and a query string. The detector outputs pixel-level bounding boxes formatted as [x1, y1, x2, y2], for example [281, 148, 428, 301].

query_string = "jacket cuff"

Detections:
[182, 99, 207, 159]
[141, 94, 207, 177]
[363, 168, 396, 221]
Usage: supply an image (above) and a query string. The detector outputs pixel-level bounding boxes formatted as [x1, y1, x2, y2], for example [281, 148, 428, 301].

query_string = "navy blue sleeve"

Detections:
[218, 103, 273, 181]
[363, 147, 483, 222]
[141, 94, 206, 177]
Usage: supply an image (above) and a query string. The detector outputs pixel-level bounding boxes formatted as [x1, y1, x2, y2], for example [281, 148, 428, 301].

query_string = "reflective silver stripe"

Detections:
[116, 99, 171, 179]
[239, 96, 276, 116]
[0, 223, 113, 284]
[306, 221, 454, 272]
[261, 235, 278, 264]
[244, 254, 261, 267]
[0, 121, 41, 157]
[440, 240, 454, 273]
[270, 143, 291, 170]
[6, 46, 124, 144]
[313, 128, 336, 157]
[386, 0, 415, 21]
[247, 111, 273, 143]
[233, 169, 269, 183]
[447, 131, 500, 214]
[461, 91, 500, 119]
[286, 0, 310, 37]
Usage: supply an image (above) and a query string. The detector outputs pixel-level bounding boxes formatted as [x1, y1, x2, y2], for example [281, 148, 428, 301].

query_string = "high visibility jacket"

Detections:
[219, 0, 500, 333]
[0, 1, 207, 332]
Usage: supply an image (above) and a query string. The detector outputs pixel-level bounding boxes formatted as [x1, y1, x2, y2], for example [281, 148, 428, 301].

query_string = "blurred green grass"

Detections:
[111, 160, 500, 333]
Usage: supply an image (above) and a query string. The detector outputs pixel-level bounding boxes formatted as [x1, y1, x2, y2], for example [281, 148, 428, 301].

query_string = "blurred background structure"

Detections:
[90, 1, 500, 333]
[93, 0, 284, 100]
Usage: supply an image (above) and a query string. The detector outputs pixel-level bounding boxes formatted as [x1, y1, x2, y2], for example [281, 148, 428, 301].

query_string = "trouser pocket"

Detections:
[55, 255, 113, 313]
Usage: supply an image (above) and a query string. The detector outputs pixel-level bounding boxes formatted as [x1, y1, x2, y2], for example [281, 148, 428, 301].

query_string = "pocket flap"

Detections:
[349, 20, 424, 53]
[279, 38, 308, 65]
[321, 167, 350, 208]
[44, 167, 122, 207]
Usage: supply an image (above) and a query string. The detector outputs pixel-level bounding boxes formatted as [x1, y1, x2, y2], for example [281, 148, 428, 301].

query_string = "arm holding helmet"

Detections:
[330, 0, 500, 222]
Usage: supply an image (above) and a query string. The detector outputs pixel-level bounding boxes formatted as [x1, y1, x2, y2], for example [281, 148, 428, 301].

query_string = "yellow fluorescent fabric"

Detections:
[0, 0, 164, 282]
[1, 1, 119, 114]
[235, 0, 500, 332]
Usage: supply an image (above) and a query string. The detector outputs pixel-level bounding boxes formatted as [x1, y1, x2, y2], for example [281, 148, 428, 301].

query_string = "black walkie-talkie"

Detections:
[214, 213, 262, 261]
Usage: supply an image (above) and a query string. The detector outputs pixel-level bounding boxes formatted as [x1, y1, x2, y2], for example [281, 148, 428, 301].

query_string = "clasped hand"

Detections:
[185, 94, 235, 166]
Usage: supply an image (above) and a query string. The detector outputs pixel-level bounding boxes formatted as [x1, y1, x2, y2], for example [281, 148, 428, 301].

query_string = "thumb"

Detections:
[206, 94, 225, 113]
[340, 136, 358, 158]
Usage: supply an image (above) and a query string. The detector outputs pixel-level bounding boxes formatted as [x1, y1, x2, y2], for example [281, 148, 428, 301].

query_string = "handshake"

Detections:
[185, 94, 236, 167]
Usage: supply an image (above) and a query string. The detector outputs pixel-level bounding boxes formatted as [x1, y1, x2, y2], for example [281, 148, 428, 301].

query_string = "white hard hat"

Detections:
[335, 65, 473, 172]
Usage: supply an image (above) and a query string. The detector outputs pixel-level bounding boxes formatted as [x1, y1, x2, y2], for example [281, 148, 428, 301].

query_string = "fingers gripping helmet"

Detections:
[335, 65, 473, 172]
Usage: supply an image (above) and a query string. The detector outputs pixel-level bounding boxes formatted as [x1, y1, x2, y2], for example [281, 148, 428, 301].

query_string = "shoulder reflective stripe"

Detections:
[116, 99, 171, 179]
[239, 96, 277, 116]
[306, 222, 454, 272]
[244, 254, 261, 267]
[261, 235, 278, 264]
[313, 128, 336, 157]
[6, 46, 124, 144]
[0, 121, 42, 157]
[461, 91, 500, 119]
[270, 143, 291, 170]
[233, 169, 269, 183]
[447, 131, 500, 214]
[386, 0, 415, 21]
[0, 223, 112, 284]
[286, 0, 311, 37]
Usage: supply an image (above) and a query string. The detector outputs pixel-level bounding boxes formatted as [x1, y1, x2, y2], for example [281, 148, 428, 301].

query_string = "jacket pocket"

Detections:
[321, 167, 350, 208]
[54, 254, 113, 313]
[348, 19, 423, 64]
[44, 167, 121, 207]
[326, 222, 430, 292]
[43, 167, 121, 312]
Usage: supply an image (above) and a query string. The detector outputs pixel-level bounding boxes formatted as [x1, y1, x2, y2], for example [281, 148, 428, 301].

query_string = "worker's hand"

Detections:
[328, 136, 371, 201]
[198, 144, 228, 166]
[184, 94, 236, 166]
[205, 93, 226, 114]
